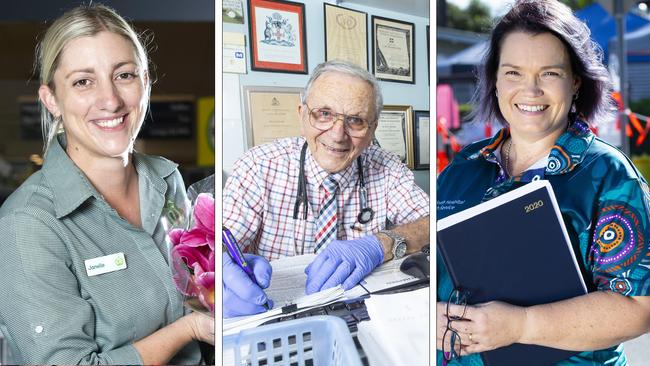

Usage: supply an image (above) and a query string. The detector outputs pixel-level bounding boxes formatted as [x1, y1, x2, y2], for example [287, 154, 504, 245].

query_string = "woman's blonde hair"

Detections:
[36, 4, 151, 154]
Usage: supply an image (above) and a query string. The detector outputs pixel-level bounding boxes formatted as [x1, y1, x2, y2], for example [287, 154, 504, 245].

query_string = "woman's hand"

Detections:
[436, 301, 465, 355]
[444, 301, 527, 355]
[187, 312, 215, 345]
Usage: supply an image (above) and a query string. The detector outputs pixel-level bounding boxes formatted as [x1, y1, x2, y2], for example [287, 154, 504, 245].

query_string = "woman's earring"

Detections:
[495, 89, 499, 98]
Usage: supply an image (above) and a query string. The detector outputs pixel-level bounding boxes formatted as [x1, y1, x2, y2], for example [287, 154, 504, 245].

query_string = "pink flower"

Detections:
[169, 193, 215, 315]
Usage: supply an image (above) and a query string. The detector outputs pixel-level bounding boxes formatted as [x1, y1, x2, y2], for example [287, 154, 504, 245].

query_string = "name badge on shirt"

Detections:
[84, 252, 127, 277]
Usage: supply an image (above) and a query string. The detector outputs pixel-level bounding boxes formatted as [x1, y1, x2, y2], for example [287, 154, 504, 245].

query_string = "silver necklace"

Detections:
[504, 138, 512, 176]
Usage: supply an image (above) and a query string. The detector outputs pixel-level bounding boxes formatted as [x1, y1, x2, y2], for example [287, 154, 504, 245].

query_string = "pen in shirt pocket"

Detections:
[222, 226, 271, 310]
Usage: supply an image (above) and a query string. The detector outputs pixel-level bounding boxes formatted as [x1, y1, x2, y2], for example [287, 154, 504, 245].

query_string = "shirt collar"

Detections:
[42, 134, 177, 218]
[470, 119, 594, 176]
[132, 151, 177, 197]
[42, 135, 100, 218]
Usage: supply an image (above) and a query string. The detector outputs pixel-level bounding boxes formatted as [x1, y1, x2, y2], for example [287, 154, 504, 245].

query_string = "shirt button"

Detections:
[35, 325, 44, 333]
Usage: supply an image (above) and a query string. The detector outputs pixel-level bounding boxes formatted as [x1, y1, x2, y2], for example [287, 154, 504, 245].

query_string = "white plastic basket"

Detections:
[223, 315, 362, 366]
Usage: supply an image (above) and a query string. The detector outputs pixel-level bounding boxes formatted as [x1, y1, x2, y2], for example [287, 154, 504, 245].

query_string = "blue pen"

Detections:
[222, 226, 270, 310]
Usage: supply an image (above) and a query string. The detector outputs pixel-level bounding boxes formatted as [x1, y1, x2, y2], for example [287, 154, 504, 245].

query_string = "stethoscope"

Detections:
[292, 142, 374, 254]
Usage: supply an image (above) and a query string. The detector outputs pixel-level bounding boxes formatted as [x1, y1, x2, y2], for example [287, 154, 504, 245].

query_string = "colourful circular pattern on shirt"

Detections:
[547, 156, 564, 174]
[590, 204, 645, 275]
[609, 277, 632, 296]
[596, 222, 625, 252]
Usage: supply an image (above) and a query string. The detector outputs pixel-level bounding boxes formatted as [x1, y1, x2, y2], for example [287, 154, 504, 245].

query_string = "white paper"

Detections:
[223, 32, 247, 74]
[223, 254, 345, 335]
[266, 254, 315, 306]
[357, 287, 429, 366]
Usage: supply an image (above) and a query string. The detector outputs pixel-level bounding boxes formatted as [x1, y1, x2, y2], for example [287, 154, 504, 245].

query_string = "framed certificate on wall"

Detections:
[324, 4, 368, 70]
[374, 105, 414, 169]
[371, 16, 415, 84]
[247, 0, 308, 74]
[413, 110, 430, 170]
[242, 86, 303, 147]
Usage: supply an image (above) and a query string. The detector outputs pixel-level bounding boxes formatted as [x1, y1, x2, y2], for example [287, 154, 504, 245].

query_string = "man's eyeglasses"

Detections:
[304, 103, 374, 138]
[443, 288, 469, 362]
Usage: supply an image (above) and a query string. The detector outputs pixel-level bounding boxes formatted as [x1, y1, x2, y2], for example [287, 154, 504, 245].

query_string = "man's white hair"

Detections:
[301, 60, 383, 121]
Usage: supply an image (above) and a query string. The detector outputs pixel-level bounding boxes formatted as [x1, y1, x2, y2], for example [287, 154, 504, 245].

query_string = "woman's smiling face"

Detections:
[495, 31, 581, 141]
[39, 31, 148, 164]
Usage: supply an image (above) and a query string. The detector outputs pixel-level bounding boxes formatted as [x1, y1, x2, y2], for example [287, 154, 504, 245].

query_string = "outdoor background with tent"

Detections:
[437, 0, 650, 178]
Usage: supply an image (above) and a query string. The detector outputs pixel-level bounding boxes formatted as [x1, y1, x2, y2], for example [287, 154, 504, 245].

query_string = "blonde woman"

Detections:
[0, 5, 213, 365]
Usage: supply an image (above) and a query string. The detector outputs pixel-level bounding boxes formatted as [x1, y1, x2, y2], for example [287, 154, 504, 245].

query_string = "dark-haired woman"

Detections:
[436, 0, 650, 364]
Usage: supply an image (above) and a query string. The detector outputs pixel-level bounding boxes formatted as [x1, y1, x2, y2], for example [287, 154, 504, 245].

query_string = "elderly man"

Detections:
[223, 60, 429, 318]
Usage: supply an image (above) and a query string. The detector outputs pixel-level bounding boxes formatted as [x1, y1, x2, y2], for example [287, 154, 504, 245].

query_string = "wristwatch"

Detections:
[378, 230, 407, 260]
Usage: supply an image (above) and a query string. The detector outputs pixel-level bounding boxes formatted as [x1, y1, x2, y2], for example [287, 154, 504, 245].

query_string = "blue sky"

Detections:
[447, 0, 513, 17]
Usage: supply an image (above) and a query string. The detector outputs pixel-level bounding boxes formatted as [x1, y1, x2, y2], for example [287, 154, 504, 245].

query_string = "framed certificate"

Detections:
[371, 16, 415, 84]
[242, 86, 303, 148]
[324, 4, 368, 70]
[223, 0, 244, 24]
[247, 0, 308, 74]
[413, 110, 430, 170]
[374, 105, 414, 169]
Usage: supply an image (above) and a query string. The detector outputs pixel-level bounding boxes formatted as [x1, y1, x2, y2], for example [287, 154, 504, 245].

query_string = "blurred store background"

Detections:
[0, 0, 215, 207]
[437, 0, 650, 184]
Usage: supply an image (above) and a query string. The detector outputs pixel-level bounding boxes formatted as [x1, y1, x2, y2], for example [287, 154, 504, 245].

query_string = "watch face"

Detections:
[395, 242, 407, 258]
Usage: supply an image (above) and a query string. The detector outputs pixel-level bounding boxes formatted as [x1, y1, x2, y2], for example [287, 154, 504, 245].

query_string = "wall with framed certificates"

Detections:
[223, 0, 431, 187]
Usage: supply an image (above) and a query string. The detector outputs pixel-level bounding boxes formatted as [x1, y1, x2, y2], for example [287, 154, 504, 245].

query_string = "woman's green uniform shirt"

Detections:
[0, 136, 201, 365]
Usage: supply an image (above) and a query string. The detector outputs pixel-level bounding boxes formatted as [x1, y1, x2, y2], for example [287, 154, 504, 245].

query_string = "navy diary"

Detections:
[437, 180, 587, 366]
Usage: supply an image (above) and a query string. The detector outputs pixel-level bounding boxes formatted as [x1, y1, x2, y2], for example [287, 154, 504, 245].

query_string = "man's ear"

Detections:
[38, 85, 60, 118]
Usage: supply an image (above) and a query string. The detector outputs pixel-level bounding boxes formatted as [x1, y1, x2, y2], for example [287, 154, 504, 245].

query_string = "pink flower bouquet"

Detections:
[166, 177, 215, 316]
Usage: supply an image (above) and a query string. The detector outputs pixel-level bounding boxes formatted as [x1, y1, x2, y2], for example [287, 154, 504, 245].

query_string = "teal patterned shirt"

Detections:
[0, 136, 201, 365]
[437, 120, 650, 365]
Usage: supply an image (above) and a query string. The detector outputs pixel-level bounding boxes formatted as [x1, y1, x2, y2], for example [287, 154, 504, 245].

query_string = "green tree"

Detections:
[446, 0, 493, 33]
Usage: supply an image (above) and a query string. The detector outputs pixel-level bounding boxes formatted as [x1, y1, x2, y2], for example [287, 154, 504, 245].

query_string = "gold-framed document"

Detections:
[413, 110, 430, 170]
[324, 3, 368, 70]
[242, 86, 303, 148]
[374, 105, 414, 169]
[372, 16, 415, 84]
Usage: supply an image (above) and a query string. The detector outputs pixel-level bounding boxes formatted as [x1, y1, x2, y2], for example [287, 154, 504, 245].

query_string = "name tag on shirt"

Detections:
[84, 252, 127, 277]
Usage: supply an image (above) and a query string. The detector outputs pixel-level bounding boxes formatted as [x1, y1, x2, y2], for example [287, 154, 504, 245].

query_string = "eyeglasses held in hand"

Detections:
[304, 103, 374, 137]
[442, 288, 469, 362]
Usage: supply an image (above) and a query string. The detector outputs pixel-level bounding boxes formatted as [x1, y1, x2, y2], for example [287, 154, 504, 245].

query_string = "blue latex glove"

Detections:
[223, 252, 274, 318]
[304, 235, 384, 294]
